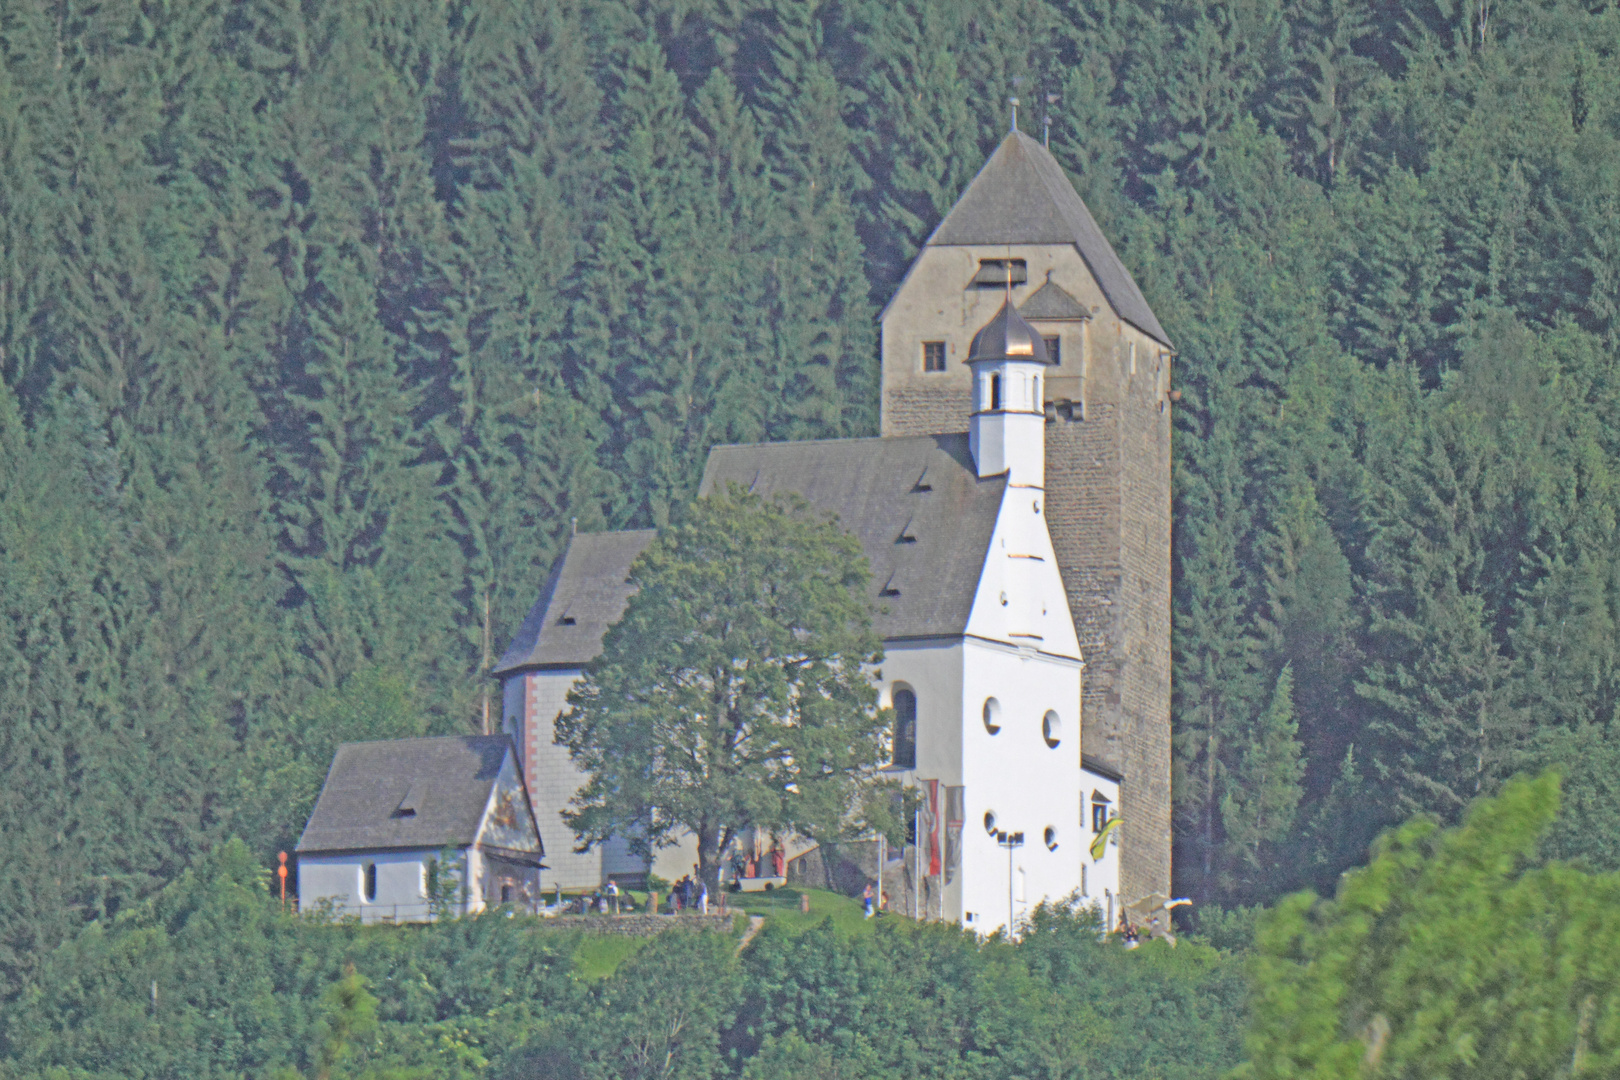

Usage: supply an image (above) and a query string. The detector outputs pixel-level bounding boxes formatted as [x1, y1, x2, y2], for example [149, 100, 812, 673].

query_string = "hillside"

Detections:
[0, 0, 1618, 1001]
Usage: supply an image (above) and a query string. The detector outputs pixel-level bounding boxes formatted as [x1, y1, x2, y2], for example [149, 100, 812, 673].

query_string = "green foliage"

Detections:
[5, 0, 1620, 1002]
[0, 842, 1241, 1079]
[1240, 772, 1620, 1079]
[559, 487, 888, 891]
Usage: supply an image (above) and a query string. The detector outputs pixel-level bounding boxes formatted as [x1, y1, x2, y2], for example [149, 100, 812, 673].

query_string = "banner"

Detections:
[944, 786, 964, 884]
[1090, 815, 1122, 862]
[923, 779, 941, 877]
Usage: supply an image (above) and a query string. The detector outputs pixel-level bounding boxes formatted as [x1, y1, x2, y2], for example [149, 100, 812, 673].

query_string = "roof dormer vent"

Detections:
[972, 258, 1027, 288]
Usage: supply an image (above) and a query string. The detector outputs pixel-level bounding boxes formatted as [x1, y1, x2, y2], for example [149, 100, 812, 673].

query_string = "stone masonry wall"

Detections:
[1039, 330, 1172, 904]
[530, 912, 735, 936]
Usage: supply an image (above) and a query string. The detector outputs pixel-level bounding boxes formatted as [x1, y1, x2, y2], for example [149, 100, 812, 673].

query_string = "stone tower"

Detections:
[878, 130, 1173, 902]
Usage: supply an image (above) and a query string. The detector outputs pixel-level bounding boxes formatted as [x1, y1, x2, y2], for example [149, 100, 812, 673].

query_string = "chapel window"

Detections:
[891, 687, 917, 769]
[923, 341, 947, 372]
[1043, 335, 1060, 364]
[363, 862, 378, 902]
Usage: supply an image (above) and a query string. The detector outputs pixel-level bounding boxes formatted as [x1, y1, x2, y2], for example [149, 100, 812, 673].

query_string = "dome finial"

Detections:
[969, 297, 1052, 366]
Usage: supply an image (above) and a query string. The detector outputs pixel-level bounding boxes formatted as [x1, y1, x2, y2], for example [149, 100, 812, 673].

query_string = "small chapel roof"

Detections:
[927, 131, 1171, 347]
[297, 735, 542, 858]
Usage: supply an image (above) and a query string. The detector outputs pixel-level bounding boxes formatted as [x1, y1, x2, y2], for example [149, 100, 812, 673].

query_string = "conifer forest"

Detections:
[4, 0, 1620, 1072]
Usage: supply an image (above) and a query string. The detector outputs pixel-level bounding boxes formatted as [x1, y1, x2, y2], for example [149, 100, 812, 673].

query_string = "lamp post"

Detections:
[995, 830, 1024, 937]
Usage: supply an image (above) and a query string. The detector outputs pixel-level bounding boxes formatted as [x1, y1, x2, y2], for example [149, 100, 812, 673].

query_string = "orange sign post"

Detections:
[277, 851, 289, 911]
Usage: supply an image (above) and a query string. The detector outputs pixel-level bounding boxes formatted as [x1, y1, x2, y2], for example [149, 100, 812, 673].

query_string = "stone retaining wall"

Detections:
[531, 912, 735, 936]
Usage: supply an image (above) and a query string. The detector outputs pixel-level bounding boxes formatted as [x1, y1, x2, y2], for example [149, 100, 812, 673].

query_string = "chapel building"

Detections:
[494, 129, 1173, 928]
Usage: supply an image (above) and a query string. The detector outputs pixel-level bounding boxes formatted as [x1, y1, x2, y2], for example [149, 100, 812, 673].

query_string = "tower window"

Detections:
[922, 341, 946, 372]
[1044, 826, 1058, 851]
[983, 697, 1002, 735]
[891, 687, 917, 769]
[1092, 802, 1110, 834]
[972, 259, 1028, 287]
[990, 374, 1001, 410]
[1043, 335, 1060, 364]
[1042, 710, 1062, 748]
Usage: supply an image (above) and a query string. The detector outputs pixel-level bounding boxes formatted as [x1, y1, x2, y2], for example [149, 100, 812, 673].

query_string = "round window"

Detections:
[983, 697, 1002, 735]
[984, 810, 997, 835]
[1042, 709, 1061, 748]
[1044, 826, 1058, 851]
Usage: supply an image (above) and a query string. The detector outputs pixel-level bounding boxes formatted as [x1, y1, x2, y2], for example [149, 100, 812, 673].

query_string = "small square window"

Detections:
[922, 341, 946, 372]
[1042, 335, 1060, 364]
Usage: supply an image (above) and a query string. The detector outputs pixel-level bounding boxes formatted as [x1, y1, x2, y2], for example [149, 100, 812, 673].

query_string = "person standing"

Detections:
[605, 879, 620, 914]
[862, 882, 875, 918]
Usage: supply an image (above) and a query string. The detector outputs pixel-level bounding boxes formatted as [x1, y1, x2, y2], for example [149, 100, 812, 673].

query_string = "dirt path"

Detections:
[736, 915, 765, 955]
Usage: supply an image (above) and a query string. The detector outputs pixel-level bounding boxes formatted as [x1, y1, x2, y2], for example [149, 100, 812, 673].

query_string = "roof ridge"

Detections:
[925, 131, 1171, 348]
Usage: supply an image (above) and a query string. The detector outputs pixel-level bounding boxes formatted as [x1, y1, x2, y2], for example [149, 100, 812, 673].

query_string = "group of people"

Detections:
[668, 871, 710, 914]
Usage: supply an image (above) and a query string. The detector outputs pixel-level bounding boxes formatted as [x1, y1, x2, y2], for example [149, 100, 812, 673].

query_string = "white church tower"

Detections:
[968, 296, 1051, 486]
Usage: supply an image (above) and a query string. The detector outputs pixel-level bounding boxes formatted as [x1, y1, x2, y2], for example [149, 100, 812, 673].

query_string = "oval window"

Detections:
[983, 697, 1002, 735]
[1044, 826, 1058, 851]
[1042, 709, 1061, 748]
[984, 810, 998, 835]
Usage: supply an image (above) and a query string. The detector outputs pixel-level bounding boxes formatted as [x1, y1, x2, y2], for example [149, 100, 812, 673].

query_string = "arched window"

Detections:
[983, 697, 1002, 734]
[1042, 710, 1062, 748]
[891, 687, 916, 769]
[990, 374, 1002, 410]
[363, 862, 378, 903]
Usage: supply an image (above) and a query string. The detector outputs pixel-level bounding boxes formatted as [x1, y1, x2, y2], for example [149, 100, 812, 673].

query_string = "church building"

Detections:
[495, 129, 1173, 932]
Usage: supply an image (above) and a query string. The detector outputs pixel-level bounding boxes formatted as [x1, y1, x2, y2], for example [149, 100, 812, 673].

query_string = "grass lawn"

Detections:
[722, 885, 876, 936]
[565, 886, 881, 978]
[570, 933, 648, 979]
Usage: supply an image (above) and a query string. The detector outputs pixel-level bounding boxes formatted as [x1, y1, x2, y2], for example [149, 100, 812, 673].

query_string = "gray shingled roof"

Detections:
[1020, 279, 1091, 322]
[494, 530, 657, 674]
[701, 433, 1006, 640]
[297, 736, 539, 855]
[928, 131, 1171, 347]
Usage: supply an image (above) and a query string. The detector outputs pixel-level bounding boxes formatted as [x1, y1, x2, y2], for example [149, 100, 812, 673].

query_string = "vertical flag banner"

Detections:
[924, 779, 942, 877]
[944, 786, 964, 884]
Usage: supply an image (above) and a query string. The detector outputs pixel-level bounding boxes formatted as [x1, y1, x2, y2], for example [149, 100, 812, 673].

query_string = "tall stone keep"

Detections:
[879, 131, 1173, 902]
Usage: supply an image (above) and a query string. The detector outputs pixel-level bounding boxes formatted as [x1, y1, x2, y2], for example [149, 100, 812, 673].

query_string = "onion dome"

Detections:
[968, 298, 1053, 364]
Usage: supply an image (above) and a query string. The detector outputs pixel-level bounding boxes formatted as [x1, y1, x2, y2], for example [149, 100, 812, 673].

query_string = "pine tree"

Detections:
[1219, 665, 1305, 894]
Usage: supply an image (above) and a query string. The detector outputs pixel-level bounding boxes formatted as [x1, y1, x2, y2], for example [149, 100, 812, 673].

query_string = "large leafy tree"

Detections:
[1240, 772, 1620, 1079]
[558, 486, 889, 892]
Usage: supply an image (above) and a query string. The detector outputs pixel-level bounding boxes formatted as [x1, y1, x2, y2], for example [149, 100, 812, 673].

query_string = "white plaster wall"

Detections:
[958, 638, 1082, 937]
[298, 848, 468, 924]
[878, 639, 966, 917]
[1080, 767, 1122, 926]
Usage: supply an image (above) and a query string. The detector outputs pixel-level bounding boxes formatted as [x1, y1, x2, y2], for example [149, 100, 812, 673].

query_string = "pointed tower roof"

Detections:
[969, 297, 1053, 365]
[928, 131, 1171, 347]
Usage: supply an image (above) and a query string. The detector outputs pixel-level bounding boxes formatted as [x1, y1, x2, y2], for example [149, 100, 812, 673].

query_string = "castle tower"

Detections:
[878, 131, 1173, 902]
